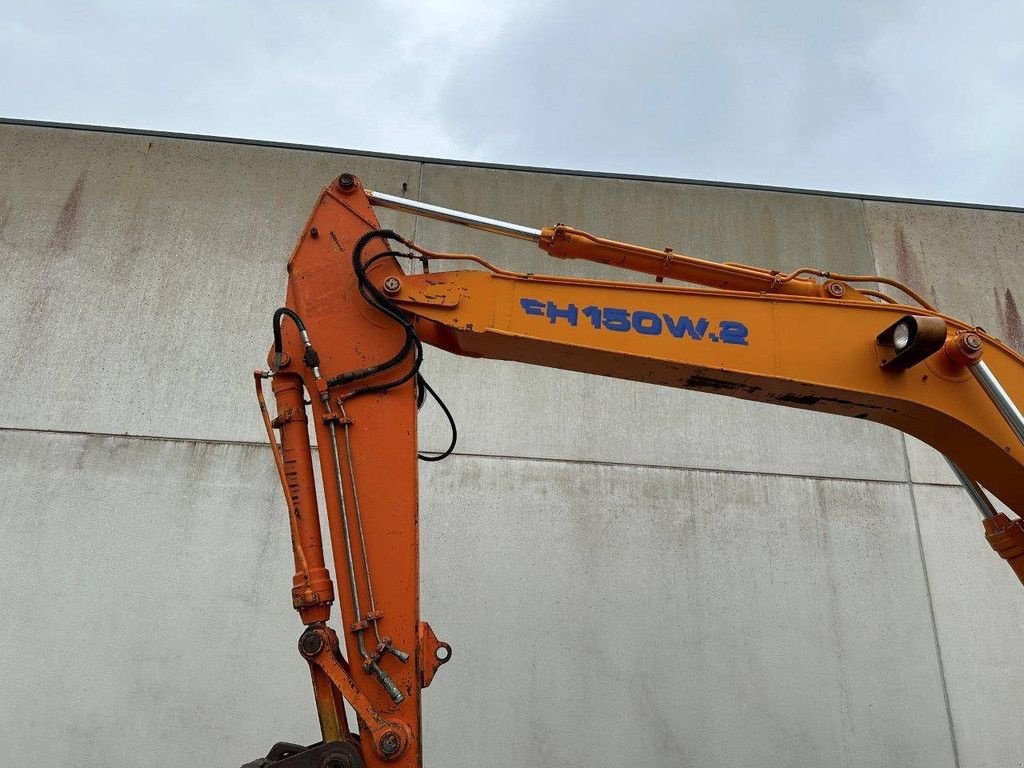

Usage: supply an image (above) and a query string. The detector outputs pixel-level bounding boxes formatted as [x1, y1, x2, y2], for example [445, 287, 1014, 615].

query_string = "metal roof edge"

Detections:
[2, 116, 1021, 214]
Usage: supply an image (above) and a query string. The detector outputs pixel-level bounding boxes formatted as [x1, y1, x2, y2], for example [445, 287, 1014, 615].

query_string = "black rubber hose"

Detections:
[319, 228, 458, 461]
[272, 307, 308, 369]
[417, 374, 457, 462]
[328, 250, 417, 386]
[327, 231, 416, 386]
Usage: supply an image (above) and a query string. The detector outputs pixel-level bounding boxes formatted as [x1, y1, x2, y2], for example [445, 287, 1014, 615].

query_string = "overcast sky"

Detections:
[2, 1, 1023, 206]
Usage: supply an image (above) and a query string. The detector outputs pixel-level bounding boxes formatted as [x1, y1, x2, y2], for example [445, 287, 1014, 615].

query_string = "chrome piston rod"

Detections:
[944, 458, 998, 520]
[945, 356, 1024, 520]
[971, 359, 1024, 448]
[366, 189, 543, 243]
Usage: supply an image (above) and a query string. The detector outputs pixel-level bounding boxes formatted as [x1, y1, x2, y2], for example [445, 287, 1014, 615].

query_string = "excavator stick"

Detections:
[251, 177, 454, 768]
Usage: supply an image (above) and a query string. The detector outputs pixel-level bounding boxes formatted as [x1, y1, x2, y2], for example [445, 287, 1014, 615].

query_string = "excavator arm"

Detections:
[249, 174, 1024, 768]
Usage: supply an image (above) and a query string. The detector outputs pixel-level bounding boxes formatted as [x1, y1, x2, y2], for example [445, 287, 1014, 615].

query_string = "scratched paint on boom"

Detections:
[520, 298, 750, 345]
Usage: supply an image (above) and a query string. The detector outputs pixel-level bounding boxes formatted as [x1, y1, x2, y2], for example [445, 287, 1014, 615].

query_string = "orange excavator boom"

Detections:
[246, 175, 1024, 768]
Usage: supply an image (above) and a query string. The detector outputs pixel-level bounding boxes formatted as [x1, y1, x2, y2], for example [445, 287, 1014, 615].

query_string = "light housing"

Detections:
[876, 315, 947, 371]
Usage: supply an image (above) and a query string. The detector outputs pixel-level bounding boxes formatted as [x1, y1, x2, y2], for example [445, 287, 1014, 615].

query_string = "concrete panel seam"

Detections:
[0, 424, 963, 488]
[0, 425, 272, 450]
[900, 433, 962, 768]
[424, 448, 924, 485]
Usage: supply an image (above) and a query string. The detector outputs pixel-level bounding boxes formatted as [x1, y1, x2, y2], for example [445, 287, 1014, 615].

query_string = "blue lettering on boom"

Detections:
[518, 298, 749, 346]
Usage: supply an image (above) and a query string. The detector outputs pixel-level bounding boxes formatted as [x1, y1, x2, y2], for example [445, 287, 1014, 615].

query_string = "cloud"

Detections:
[1, 1, 1022, 205]
[0, 1, 522, 156]
[436, 0, 1024, 204]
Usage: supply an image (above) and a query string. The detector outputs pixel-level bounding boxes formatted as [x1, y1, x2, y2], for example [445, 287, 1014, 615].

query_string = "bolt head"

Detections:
[381, 276, 402, 295]
[827, 282, 846, 297]
[963, 333, 983, 351]
[379, 731, 401, 756]
[299, 631, 324, 656]
[338, 173, 356, 190]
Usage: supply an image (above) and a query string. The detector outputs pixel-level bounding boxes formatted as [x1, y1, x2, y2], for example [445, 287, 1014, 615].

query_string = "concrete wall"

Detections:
[1, 121, 1021, 767]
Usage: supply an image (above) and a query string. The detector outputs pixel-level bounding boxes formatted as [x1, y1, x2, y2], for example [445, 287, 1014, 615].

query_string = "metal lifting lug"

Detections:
[417, 621, 451, 689]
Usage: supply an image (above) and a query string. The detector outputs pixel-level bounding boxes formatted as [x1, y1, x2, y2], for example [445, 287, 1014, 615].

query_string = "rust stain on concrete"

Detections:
[48, 171, 87, 252]
[0, 196, 11, 240]
[893, 222, 927, 297]
[109, 194, 148, 283]
[994, 287, 1024, 352]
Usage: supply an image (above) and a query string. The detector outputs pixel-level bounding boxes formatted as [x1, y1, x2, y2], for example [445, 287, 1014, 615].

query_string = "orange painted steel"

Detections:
[268, 180, 422, 767]
[539, 225, 878, 300]
[270, 372, 336, 624]
[985, 514, 1024, 584]
[261, 176, 1024, 767]
[396, 267, 1024, 515]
